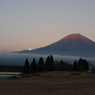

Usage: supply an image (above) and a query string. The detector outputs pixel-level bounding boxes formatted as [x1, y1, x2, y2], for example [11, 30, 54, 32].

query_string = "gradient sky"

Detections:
[0, 0, 95, 51]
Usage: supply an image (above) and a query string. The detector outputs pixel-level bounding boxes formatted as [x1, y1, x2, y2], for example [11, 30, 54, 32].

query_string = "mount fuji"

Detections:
[15, 33, 95, 57]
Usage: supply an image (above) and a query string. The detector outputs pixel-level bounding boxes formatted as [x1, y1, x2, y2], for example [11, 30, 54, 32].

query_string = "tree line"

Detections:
[23, 55, 90, 74]
[0, 65, 23, 72]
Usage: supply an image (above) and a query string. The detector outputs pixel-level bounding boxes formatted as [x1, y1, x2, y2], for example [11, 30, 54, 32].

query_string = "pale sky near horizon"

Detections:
[0, 0, 95, 51]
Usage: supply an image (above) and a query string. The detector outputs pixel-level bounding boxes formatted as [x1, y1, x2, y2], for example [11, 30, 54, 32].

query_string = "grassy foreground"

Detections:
[0, 71, 95, 95]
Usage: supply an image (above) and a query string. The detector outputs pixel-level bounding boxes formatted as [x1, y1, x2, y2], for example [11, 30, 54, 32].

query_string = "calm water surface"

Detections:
[0, 72, 22, 80]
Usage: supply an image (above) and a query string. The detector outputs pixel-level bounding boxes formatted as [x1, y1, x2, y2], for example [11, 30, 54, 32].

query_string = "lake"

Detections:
[0, 72, 22, 80]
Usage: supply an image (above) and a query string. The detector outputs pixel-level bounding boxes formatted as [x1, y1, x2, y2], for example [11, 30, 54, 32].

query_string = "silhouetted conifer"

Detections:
[31, 58, 37, 73]
[23, 58, 30, 74]
[82, 59, 89, 71]
[60, 60, 64, 73]
[73, 60, 78, 71]
[78, 58, 83, 71]
[49, 55, 54, 71]
[45, 56, 50, 71]
[45, 55, 55, 71]
[38, 57, 44, 72]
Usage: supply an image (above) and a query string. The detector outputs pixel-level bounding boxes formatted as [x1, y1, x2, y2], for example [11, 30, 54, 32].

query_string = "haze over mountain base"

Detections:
[1, 51, 95, 66]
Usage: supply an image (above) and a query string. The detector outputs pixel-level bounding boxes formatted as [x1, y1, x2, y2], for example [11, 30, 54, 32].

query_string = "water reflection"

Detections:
[0, 72, 21, 80]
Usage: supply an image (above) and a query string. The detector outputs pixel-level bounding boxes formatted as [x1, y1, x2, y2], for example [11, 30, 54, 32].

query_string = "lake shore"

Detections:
[0, 71, 95, 95]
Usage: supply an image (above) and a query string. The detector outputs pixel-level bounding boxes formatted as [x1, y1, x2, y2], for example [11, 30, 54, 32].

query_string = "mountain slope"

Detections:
[15, 33, 95, 57]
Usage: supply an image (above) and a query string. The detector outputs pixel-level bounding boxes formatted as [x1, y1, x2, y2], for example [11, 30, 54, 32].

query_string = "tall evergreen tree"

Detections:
[73, 60, 78, 71]
[45, 55, 55, 71]
[38, 57, 44, 72]
[45, 56, 50, 71]
[78, 58, 83, 71]
[49, 55, 54, 71]
[60, 60, 64, 73]
[31, 58, 37, 73]
[23, 58, 30, 74]
[83, 59, 89, 71]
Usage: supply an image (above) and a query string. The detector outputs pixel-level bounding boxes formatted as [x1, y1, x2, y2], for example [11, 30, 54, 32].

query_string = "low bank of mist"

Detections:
[0, 51, 95, 66]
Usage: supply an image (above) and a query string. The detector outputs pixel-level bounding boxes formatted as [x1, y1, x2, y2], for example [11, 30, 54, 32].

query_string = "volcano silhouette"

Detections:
[16, 33, 95, 57]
